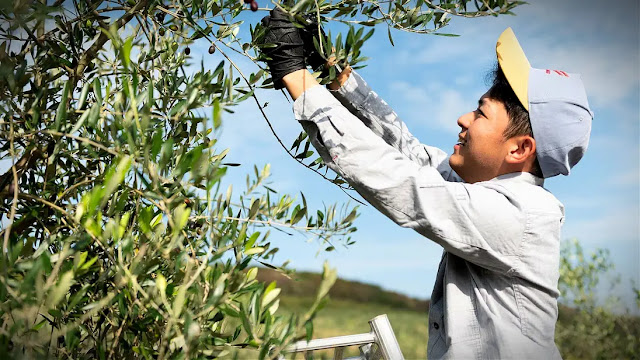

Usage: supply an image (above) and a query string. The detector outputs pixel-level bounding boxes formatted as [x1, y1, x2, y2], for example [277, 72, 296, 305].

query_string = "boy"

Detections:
[260, 9, 592, 359]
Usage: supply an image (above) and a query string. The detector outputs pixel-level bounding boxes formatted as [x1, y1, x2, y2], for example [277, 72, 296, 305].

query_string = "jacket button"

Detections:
[433, 322, 439, 330]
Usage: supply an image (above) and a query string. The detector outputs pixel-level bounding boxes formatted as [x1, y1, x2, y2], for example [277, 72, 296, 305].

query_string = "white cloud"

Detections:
[454, 75, 473, 86]
[608, 168, 640, 187]
[559, 195, 607, 210]
[389, 81, 477, 135]
[397, 38, 476, 66]
[390, 0, 639, 110]
[513, 1, 639, 108]
[588, 134, 619, 150]
[524, 40, 639, 108]
[521, 0, 639, 46]
[563, 204, 640, 245]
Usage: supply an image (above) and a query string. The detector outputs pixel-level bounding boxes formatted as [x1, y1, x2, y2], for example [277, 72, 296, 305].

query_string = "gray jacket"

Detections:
[292, 70, 564, 359]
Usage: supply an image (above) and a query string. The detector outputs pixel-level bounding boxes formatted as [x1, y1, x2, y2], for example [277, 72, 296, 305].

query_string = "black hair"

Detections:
[487, 63, 543, 177]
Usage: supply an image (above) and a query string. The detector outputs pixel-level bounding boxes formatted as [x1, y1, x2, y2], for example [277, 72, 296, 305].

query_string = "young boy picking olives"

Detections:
[259, 8, 593, 359]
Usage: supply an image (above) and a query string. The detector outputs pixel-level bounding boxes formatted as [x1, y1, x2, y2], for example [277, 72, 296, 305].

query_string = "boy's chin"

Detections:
[449, 156, 463, 174]
[449, 157, 473, 183]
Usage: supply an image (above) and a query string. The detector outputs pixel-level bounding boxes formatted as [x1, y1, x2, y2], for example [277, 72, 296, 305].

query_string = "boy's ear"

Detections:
[505, 135, 536, 164]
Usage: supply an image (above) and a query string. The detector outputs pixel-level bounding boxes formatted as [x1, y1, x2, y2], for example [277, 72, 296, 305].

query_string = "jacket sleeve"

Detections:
[329, 69, 462, 182]
[294, 85, 524, 274]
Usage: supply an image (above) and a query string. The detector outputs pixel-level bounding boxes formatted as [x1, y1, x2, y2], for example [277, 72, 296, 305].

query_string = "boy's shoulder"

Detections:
[478, 172, 564, 217]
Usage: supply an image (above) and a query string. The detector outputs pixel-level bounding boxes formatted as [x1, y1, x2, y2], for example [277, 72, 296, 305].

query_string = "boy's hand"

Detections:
[259, 8, 306, 89]
[299, 13, 329, 72]
[300, 13, 346, 87]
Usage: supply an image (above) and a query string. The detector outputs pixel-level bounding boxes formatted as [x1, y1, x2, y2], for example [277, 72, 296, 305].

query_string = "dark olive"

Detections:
[208, 45, 216, 54]
[159, 28, 165, 36]
[185, 47, 191, 55]
[250, 1, 258, 12]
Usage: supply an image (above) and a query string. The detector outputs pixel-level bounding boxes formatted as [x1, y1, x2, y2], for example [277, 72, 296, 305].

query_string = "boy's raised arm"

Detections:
[326, 66, 461, 182]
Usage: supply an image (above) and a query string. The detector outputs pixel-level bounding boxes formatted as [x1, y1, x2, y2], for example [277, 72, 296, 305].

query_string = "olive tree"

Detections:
[0, 0, 522, 358]
[556, 239, 640, 359]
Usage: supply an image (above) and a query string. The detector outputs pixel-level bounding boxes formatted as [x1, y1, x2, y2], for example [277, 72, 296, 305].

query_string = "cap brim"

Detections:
[496, 27, 531, 111]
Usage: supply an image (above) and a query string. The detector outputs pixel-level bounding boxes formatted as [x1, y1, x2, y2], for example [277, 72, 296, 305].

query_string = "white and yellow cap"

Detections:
[495, 27, 594, 178]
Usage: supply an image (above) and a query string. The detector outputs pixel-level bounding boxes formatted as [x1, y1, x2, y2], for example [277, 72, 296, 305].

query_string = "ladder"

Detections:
[282, 314, 405, 360]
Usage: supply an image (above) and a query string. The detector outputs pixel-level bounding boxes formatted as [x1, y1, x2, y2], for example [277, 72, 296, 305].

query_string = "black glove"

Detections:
[259, 8, 306, 89]
[299, 13, 328, 72]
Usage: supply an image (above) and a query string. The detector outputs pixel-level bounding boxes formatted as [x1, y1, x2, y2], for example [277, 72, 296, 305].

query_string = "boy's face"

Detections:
[449, 92, 513, 183]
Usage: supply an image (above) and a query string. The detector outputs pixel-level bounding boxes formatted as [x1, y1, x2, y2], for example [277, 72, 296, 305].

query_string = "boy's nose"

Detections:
[457, 111, 473, 129]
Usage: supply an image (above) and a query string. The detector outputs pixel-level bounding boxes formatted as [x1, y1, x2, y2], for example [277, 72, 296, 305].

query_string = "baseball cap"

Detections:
[496, 27, 593, 178]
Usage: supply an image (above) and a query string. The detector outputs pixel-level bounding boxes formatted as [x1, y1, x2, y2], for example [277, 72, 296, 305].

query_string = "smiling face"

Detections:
[449, 92, 514, 183]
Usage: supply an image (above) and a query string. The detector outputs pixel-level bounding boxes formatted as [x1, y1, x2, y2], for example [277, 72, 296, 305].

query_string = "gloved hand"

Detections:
[299, 12, 329, 72]
[259, 8, 306, 89]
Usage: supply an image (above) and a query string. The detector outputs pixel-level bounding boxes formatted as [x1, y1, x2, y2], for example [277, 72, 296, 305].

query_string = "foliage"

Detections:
[0, 0, 521, 358]
[556, 239, 640, 359]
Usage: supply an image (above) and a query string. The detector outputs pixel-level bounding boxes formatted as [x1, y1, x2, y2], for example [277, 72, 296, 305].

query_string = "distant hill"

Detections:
[256, 268, 586, 315]
[256, 268, 430, 312]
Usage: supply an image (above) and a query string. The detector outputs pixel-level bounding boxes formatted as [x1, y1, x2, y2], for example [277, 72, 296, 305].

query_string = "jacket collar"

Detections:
[490, 172, 544, 186]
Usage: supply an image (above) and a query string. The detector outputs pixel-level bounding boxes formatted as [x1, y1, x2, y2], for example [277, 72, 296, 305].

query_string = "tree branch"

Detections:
[72, 0, 151, 88]
[0, 146, 44, 193]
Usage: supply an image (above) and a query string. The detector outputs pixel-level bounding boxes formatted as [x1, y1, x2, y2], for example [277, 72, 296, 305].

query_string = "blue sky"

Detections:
[206, 0, 639, 311]
[3, 0, 635, 312]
